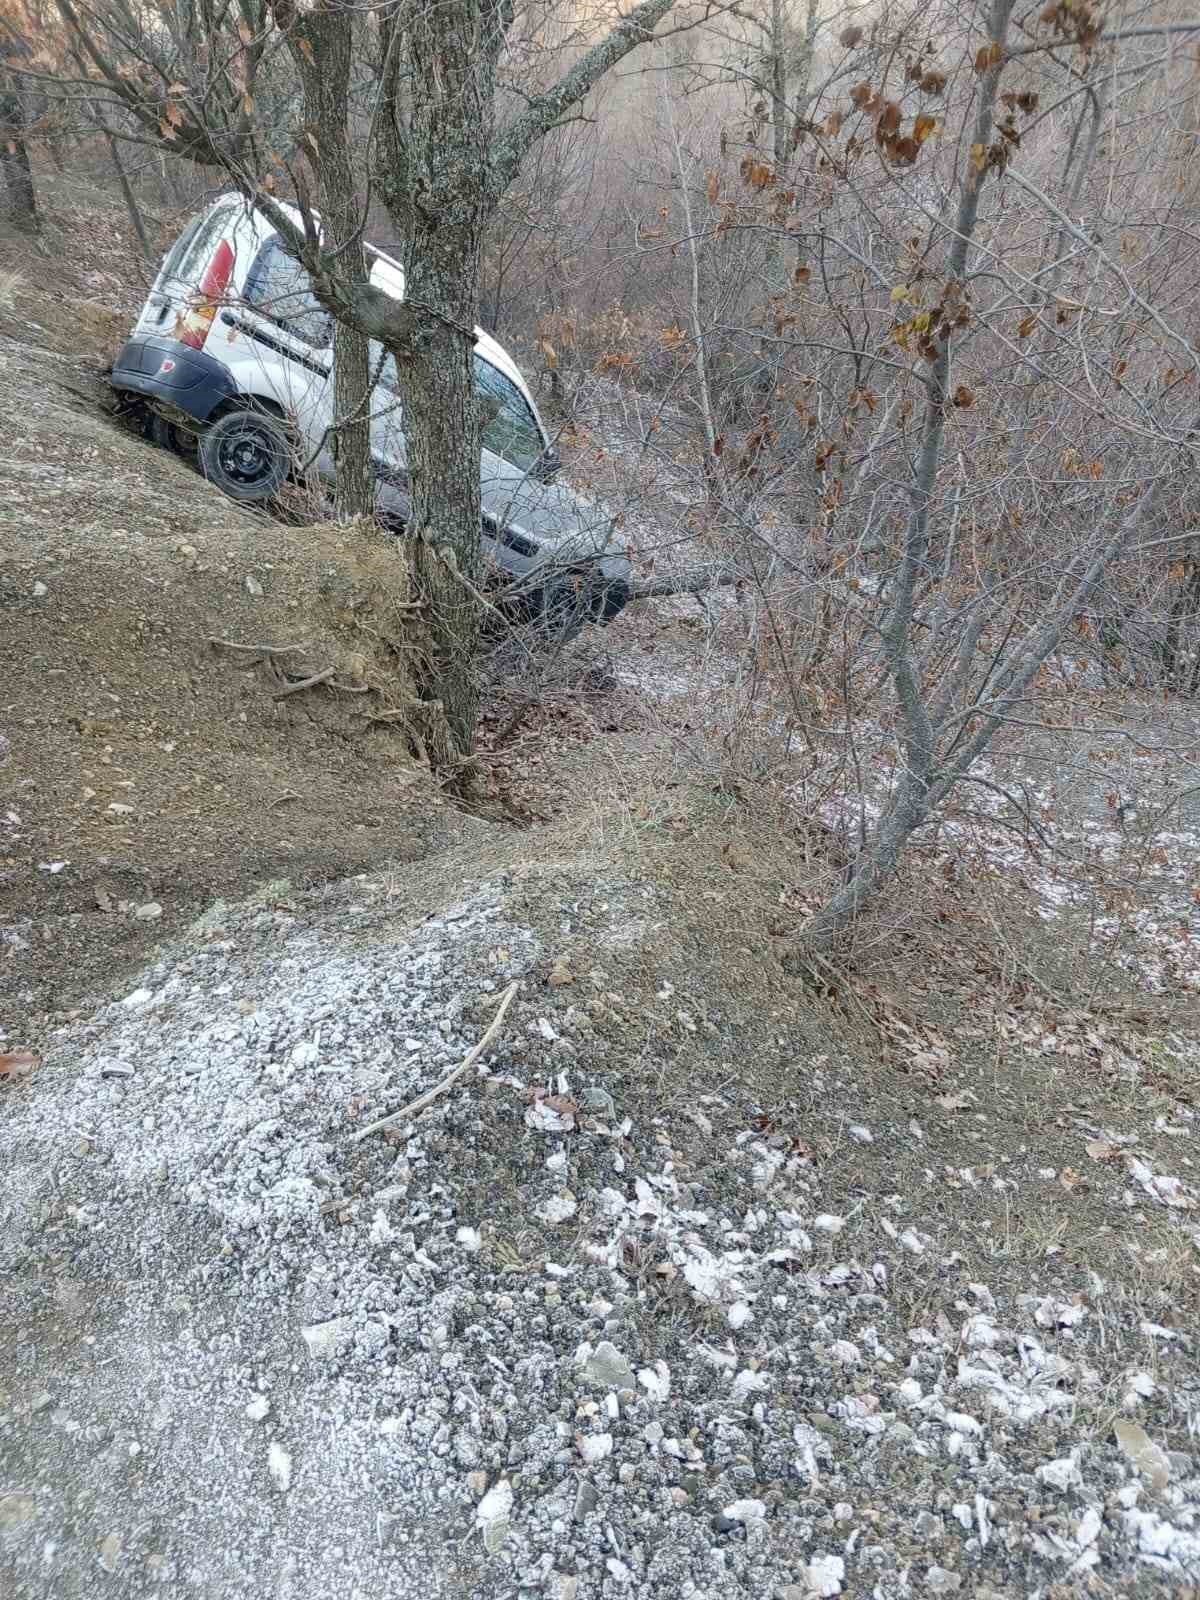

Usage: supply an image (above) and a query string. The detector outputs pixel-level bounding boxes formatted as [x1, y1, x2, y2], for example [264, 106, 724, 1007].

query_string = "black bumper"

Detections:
[109, 335, 237, 423]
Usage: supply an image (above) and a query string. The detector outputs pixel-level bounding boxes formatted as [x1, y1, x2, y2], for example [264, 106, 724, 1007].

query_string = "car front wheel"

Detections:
[198, 406, 292, 502]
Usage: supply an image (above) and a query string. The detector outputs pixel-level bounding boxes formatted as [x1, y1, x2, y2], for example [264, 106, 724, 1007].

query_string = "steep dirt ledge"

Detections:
[0, 281, 484, 1023]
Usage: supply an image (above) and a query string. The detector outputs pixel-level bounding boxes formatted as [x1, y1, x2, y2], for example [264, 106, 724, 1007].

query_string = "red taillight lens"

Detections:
[177, 239, 235, 351]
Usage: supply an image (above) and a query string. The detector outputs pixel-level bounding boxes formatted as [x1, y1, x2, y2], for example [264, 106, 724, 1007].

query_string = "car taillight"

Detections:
[176, 239, 235, 351]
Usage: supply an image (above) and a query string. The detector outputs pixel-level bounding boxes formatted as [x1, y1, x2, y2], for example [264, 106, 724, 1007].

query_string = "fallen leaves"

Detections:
[0, 1049, 38, 1080]
[1085, 1138, 1122, 1162]
[1113, 1419, 1170, 1492]
[934, 1089, 976, 1111]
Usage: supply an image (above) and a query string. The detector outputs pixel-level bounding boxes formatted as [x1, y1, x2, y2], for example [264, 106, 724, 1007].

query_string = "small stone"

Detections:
[134, 902, 163, 922]
[924, 1567, 962, 1593]
[813, 1214, 845, 1235]
[605, 1558, 632, 1584]
[548, 958, 575, 987]
[456, 1226, 482, 1252]
[0, 1494, 35, 1531]
[72, 1138, 91, 1158]
[578, 1432, 613, 1464]
[723, 1498, 767, 1525]
[99, 1061, 134, 1079]
[573, 1481, 599, 1521]
[776, 1589, 806, 1600]
[807, 1554, 845, 1596]
[121, 987, 153, 1009]
[30, 1391, 53, 1413]
[176, 542, 197, 559]
[98, 1533, 122, 1572]
[245, 575, 264, 598]
[107, 802, 135, 815]
[31, 581, 48, 598]
[552, 1576, 579, 1600]
[1038, 1455, 1079, 1492]
[728, 1302, 753, 1330]
[476, 1478, 512, 1554]
[301, 1316, 355, 1360]
[268, 1442, 292, 1492]
[245, 1396, 271, 1422]
[466, 1471, 488, 1498]
[848, 1124, 873, 1144]
[538, 1192, 577, 1225]
[583, 1341, 635, 1388]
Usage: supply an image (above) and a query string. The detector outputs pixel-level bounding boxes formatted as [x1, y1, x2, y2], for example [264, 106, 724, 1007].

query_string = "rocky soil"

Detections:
[3, 786, 1199, 1599]
[2, 198, 1199, 1600]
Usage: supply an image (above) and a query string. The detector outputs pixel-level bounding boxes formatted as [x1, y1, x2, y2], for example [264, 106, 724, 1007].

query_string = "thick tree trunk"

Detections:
[0, 135, 37, 233]
[284, 7, 375, 523]
[372, 0, 497, 762]
[0, 69, 38, 238]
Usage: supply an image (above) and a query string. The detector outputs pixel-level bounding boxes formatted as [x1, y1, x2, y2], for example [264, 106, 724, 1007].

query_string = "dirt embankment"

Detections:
[0, 268, 483, 1023]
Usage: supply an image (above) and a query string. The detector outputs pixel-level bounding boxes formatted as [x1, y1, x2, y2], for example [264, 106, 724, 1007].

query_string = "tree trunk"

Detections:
[372, 0, 499, 762]
[0, 67, 38, 237]
[0, 134, 37, 233]
[283, 7, 375, 523]
[104, 131, 150, 259]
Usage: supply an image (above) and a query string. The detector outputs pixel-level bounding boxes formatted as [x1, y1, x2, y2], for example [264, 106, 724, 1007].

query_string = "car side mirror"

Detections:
[534, 445, 561, 484]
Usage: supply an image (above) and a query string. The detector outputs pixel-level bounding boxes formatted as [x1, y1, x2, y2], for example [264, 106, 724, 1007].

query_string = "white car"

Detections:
[110, 194, 630, 626]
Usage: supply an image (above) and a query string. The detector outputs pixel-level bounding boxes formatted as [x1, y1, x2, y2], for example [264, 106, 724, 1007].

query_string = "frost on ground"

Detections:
[2, 847, 1198, 1600]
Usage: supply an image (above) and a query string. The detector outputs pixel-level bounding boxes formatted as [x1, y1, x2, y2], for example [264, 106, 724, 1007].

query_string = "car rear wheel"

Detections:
[147, 412, 196, 456]
[198, 406, 292, 502]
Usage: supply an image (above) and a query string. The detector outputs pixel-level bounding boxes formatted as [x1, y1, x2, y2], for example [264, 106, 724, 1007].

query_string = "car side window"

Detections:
[475, 356, 544, 471]
[243, 237, 333, 349]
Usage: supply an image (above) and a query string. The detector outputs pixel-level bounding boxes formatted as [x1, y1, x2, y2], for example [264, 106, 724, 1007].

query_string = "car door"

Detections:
[215, 235, 335, 483]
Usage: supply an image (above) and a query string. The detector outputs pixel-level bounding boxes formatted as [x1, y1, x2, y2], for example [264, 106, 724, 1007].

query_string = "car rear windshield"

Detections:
[243, 237, 334, 349]
[162, 206, 234, 291]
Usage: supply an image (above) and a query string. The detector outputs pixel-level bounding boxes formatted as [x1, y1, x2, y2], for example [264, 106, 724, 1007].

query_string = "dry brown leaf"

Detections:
[1086, 1139, 1122, 1162]
[934, 1090, 975, 1111]
[1113, 1419, 1170, 1492]
[1059, 1166, 1086, 1191]
[0, 1049, 39, 1079]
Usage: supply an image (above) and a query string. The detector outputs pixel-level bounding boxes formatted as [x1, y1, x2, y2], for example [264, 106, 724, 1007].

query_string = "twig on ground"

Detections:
[207, 637, 310, 656]
[272, 666, 335, 699]
[348, 980, 519, 1143]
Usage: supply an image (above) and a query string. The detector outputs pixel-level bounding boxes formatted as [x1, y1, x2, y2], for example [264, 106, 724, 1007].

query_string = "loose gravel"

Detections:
[2, 858, 1198, 1599]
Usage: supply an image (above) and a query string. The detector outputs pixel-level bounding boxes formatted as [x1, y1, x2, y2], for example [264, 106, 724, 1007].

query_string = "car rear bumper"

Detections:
[110, 335, 236, 422]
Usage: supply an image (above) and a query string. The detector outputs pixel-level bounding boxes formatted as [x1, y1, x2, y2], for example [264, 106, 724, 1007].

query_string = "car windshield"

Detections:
[363, 344, 544, 470]
[475, 355, 543, 471]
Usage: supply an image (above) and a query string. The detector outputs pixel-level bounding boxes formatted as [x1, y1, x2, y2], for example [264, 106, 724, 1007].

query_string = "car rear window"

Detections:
[243, 237, 333, 349]
[167, 207, 236, 289]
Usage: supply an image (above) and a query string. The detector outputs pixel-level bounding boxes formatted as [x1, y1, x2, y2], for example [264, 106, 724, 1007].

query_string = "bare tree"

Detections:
[0, 24, 40, 235]
[48, 0, 712, 770]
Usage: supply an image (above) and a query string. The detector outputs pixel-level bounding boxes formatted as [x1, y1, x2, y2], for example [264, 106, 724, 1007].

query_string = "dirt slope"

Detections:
[0, 271, 485, 1022]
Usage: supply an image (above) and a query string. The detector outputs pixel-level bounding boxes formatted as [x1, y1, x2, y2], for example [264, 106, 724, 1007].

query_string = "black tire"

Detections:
[147, 411, 196, 456]
[531, 579, 590, 643]
[198, 406, 292, 502]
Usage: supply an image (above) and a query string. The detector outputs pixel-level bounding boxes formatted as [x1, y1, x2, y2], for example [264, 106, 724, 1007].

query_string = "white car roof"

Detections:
[207, 192, 537, 407]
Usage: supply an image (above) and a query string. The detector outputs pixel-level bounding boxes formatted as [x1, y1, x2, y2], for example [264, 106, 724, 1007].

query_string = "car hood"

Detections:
[481, 456, 625, 564]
